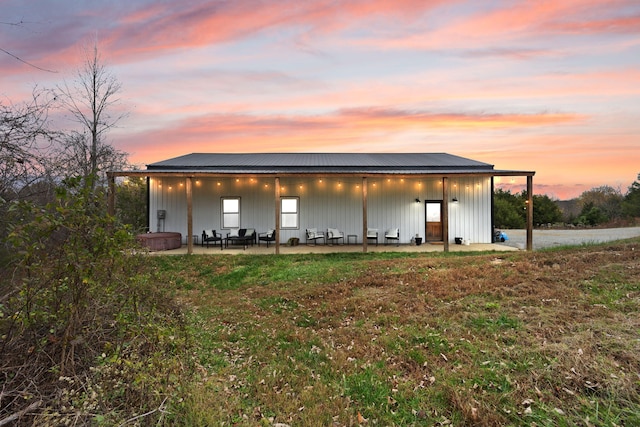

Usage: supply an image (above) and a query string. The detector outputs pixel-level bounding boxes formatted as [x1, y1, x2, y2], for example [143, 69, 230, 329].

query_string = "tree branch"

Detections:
[0, 400, 43, 426]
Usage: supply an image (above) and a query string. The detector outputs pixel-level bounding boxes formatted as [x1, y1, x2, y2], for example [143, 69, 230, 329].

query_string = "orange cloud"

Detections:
[116, 107, 585, 164]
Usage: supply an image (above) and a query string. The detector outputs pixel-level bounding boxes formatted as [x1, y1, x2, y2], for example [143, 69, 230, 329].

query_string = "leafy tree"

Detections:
[532, 194, 563, 226]
[576, 202, 608, 226]
[115, 175, 148, 233]
[622, 173, 640, 218]
[493, 189, 525, 229]
[578, 185, 623, 222]
[494, 189, 563, 228]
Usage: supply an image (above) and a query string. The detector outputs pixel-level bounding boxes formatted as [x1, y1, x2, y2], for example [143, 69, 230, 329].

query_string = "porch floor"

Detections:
[154, 241, 519, 255]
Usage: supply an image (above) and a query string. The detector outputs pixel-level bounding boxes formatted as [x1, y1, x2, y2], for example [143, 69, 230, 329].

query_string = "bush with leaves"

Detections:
[575, 202, 609, 226]
[0, 176, 192, 426]
[494, 189, 563, 228]
[532, 194, 563, 226]
[493, 189, 525, 229]
[577, 185, 623, 223]
[115, 176, 148, 233]
[622, 173, 640, 219]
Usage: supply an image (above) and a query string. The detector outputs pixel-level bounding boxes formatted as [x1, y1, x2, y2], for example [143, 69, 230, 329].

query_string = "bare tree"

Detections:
[0, 88, 58, 203]
[55, 42, 128, 193]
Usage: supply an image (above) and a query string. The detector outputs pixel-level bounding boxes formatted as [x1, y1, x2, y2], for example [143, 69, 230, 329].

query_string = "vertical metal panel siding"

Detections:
[148, 177, 188, 234]
[149, 176, 492, 245]
[447, 177, 491, 244]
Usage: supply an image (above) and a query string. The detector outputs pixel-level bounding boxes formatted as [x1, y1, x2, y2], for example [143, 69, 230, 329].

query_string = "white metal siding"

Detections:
[448, 177, 492, 244]
[148, 176, 493, 245]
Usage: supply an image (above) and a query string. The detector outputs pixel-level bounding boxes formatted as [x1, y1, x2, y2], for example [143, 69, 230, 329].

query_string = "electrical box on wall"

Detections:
[157, 209, 166, 219]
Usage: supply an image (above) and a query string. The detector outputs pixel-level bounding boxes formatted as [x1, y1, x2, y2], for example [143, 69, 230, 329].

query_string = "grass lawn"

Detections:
[152, 240, 640, 426]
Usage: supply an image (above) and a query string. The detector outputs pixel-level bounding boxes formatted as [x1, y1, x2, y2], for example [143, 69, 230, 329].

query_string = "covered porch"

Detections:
[144, 240, 520, 255]
[108, 171, 533, 254]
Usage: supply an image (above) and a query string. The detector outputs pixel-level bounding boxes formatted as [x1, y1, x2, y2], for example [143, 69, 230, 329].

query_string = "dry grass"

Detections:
[155, 240, 640, 426]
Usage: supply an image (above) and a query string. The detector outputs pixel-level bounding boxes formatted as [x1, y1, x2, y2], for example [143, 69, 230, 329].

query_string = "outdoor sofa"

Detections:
[225, 228, 257, 249]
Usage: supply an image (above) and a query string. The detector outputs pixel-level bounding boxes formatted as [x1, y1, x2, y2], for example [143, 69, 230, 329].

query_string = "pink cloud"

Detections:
[116, 107, 585, 164]
[97, 0, 452, 62]
[4, 0, 637, 77]
[364, 0, 640, 51]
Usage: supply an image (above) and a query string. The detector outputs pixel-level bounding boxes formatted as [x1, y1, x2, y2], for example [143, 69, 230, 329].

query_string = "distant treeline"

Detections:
[494, 173, 640, 228]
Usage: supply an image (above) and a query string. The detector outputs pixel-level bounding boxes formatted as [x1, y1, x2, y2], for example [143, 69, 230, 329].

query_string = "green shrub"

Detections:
[0, 177, 191, 425]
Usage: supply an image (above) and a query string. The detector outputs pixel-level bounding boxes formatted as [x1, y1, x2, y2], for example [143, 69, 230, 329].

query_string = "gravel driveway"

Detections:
[497, 227, 640, 250]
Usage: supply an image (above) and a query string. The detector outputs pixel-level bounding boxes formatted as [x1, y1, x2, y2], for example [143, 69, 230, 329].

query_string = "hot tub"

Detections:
[136, 232, 182, 251]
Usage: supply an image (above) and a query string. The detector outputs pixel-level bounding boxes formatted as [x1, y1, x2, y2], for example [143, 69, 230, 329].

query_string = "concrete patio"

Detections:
[152, 241, 519, 255]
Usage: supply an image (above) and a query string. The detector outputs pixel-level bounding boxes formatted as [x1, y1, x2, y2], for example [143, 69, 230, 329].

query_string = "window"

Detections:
[222, 197, 240, 229]
[281, 197, 299, 229]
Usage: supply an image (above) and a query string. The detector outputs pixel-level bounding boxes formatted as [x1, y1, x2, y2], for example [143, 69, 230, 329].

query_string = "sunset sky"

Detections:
[2, 0, 639, 200]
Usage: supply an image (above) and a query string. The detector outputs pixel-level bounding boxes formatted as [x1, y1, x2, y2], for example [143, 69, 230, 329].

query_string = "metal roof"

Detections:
[143, 153, 531, 175]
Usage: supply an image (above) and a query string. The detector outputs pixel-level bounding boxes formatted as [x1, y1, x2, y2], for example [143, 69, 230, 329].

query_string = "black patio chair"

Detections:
[258, 229, 276, 247]
[202, 229, 223, 250]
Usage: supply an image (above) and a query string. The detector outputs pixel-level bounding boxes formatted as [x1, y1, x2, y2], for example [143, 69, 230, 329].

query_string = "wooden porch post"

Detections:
[526, 175, 533, 251]
[186, 177, 193, 255]
[362, 177, 368, 253]
[443, 177, 450, 252]
[275, 177, 281, 255]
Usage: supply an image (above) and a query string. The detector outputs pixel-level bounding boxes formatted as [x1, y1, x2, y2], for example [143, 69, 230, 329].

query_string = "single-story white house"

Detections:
[107, 152, 535, 254]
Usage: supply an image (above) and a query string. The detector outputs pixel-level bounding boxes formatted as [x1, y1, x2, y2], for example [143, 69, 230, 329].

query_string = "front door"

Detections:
[425, 201, 443, 241]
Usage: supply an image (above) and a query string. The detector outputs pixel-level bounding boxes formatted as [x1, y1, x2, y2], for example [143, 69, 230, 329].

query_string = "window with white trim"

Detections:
[281, 197, 299, 229]
[222, 197, 240, 229]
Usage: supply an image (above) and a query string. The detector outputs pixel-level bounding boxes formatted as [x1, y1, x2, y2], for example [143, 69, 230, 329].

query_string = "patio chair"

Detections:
[327, 228, 344, 245]
[367, 228, 379, 246]
[384, 228, 400, 246]
[258, 229, 276, 247]
[305, 228, 325, 245]
[202, 229, 223, 250]
[226, 228, 256, 249]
